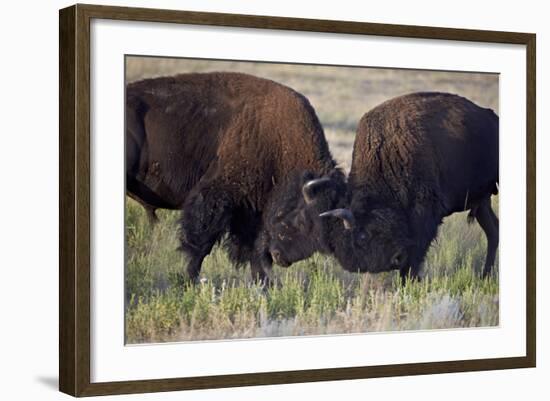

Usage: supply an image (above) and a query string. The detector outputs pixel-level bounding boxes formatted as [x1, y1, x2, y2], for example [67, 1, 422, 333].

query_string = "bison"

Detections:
[126, 72, 343, 283]
[267, 92, 499, 281]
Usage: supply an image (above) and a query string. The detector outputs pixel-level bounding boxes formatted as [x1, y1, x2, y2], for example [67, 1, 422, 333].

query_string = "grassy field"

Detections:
[125, 57, 499, 344]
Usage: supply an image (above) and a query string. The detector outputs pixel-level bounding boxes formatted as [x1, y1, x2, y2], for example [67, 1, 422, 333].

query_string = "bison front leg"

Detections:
[399, 221, 438, 285]
[178, 184, 233, 283]
[399, 263, 422, 285]
[250, 251, 273, 287]
[248, 231, 273, 287]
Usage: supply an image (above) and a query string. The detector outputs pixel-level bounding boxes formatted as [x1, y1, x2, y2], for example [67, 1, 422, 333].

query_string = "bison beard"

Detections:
[126, 72, 340, 284]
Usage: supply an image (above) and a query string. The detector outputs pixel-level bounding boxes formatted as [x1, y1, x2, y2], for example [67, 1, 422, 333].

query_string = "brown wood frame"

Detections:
[59, 3, 536, 397]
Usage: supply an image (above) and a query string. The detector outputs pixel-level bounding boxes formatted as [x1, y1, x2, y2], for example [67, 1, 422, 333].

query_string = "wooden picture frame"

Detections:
[59, 3, 536, 397]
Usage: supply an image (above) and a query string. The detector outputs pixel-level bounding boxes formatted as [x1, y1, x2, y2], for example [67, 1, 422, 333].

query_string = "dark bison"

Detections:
[126, 72, 342, 283]
[267, 92, 499, 280]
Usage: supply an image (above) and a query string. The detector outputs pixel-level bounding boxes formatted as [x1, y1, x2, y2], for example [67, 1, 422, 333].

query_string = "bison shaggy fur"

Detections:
[126, 72, 342, 283]
[329, 92, 499, 279]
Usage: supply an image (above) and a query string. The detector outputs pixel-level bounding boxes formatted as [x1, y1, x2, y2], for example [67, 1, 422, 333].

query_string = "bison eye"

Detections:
[358, 231, 368, 241]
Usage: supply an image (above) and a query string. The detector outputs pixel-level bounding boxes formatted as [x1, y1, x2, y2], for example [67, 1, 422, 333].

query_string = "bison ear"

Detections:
[302, 177, 332, 204]
[319, 208, 355, 230]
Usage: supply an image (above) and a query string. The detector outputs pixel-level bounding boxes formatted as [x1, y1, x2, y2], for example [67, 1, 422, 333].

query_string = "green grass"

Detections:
[125, 58, 499, 343]
[125, 197, 499, 344]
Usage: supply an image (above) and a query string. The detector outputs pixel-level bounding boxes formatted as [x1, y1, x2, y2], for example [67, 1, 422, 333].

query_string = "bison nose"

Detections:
[271, 249, 282, 263]
[391, 250, 407, 268]
[270, 248, 290, 267]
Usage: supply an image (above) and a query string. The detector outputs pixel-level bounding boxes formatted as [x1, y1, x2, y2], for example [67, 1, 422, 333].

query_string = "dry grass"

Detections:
[125, 197, 499, 344]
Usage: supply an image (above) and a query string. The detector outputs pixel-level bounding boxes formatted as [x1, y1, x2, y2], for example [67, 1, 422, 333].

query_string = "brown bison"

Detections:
[267, 92, 499, 280]
[126, 72, 343, 283]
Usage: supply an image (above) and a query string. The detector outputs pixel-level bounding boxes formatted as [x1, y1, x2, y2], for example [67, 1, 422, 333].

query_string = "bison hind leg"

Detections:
[467, 205, 478, 224]
[475, 198, 499, 278]
[127, 191, 160, 226]
[145, 206, 159, 226]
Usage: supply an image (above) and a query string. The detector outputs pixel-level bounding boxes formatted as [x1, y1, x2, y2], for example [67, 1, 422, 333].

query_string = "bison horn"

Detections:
[302, 177, 332, 204]
[319, 208, 355, 230]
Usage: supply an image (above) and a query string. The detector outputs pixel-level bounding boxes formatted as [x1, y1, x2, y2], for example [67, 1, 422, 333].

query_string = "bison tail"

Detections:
[492, 181, 499, 195]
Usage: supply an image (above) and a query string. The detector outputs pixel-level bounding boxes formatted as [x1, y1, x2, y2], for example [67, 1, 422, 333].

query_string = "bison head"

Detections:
[320, 195, 413, 273]
[265, 172, 414, 274]
[326, 208, 412, 273]
[265, 171, 346, 267]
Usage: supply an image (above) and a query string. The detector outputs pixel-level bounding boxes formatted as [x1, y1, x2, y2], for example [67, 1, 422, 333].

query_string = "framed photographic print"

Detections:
[59, 4, 536, 397]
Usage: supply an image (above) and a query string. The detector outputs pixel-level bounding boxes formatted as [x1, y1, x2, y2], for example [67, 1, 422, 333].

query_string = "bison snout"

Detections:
[270, 248, 290, 267]
[391, 249, 408, 269]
